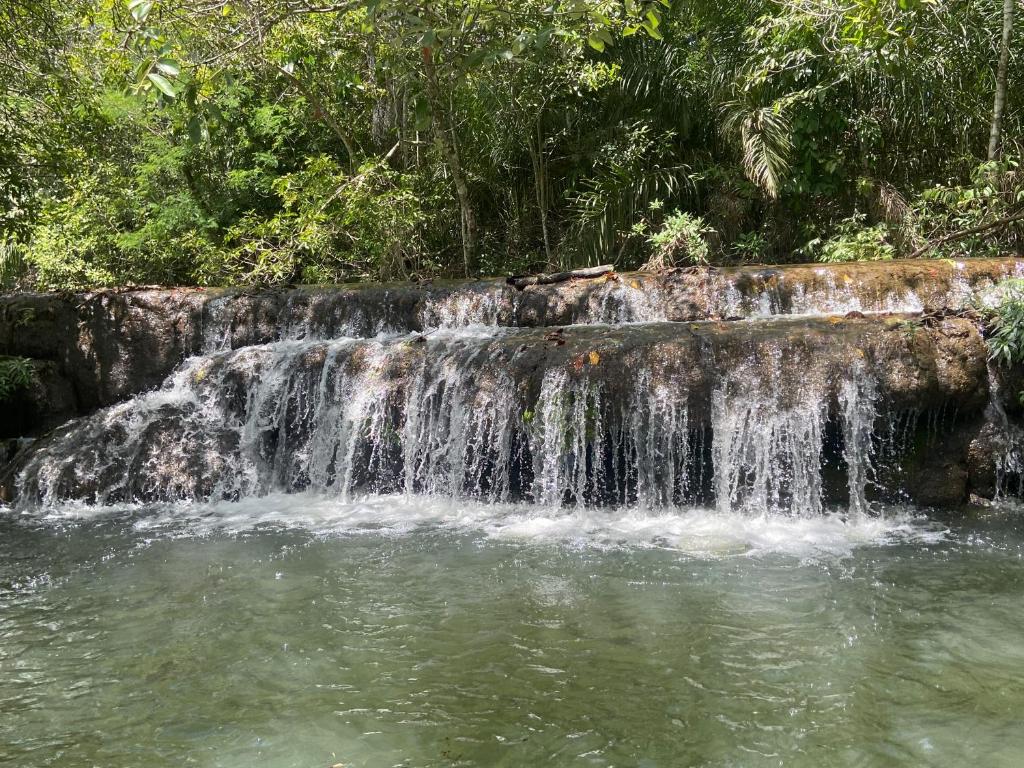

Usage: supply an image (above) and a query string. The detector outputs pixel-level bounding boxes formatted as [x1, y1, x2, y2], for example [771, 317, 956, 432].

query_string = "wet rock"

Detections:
[2, 258, 1022, 510]
[966, 421, 1003, 498]
[2, 314, 1001, 510]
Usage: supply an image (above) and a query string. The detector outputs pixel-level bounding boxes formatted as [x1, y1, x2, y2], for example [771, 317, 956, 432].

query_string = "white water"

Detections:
[16, 319, 886, 518]
[29, 491, 947, 560]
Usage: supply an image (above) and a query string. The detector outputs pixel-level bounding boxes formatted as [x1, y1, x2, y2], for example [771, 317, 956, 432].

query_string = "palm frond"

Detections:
[722, 96, 798, 199]
[569, 163, 694, 266]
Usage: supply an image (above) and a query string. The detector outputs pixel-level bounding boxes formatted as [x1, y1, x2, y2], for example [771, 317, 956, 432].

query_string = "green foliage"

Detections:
[915, 156, 1024, 258]
[212, 156, 428, 284]
[0, 237, 27, 290]
[811, 216, 896, 264]
[646, 211, 714, 269]
[1, 0, 1022, 287]
[0, 357, 33, 402]
[986, 279, 1024, 367]
[732, 231, 770, 262]
[568, 122, 695, 266]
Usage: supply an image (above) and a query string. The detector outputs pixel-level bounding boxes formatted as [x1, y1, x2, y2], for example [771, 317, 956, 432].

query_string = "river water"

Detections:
[2, 496, 1023, 767]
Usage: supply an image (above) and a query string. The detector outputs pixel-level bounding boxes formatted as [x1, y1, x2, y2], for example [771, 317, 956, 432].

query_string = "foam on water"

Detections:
[23, 492, 948, 561]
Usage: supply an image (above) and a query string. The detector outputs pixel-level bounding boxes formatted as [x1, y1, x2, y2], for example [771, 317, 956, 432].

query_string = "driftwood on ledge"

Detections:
[507, 264, 614, 290]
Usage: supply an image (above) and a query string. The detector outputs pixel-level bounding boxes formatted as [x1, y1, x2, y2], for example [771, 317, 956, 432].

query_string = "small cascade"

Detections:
[982, 363, 1024, 498]
[580, 279, 669, 324]
[201, 293, 235, 352]
[785, 271, 924, 316]
[6, 257, 1022, 515]
[527, 366, 692, 506]
[711, 358, 829, 516]
[14, 319, 896, 516]
[417, 285, 510, 329]
[838, 367, 879, 515]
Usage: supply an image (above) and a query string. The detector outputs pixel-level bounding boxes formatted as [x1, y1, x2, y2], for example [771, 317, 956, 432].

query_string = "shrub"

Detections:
[805, 214, 895, 263]
[732, 231, 770, 262]
[644, 211, 714, 270]
[985, 278, 1024, 367]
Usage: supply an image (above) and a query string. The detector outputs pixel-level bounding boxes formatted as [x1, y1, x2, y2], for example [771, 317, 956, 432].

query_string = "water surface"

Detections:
[2, 497, 1023, 767]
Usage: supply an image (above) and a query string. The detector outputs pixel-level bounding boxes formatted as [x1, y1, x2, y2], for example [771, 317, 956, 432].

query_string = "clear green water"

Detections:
[2, 496, 1024, 767]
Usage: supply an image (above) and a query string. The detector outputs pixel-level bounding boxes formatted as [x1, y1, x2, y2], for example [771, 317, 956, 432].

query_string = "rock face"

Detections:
[1, 257, 1023, 511]
[0, 290, 206, 435]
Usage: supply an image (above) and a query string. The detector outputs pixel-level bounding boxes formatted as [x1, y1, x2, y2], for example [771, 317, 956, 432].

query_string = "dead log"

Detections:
[507, 264, 614, 290]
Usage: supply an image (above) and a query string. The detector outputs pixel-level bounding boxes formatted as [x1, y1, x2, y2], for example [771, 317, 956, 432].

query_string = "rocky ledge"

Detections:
[1, 313, 1018, 509]
[1, 257, 1020, 439]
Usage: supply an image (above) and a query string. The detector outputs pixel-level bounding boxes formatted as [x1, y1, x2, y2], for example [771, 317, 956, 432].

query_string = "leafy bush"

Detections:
[732, 231, 770, 262]
[985, 279, 1024, 367]
[644, 211, 714, 270]
[806, 215, 895, 263]
[914, 156, 1024, 258]
[211, 156, 429, 285]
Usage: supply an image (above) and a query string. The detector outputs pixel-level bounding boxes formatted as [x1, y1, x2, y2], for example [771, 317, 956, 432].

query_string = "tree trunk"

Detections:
[988, 0, 1015, 160]
[528, 112, 554, 269]
[420, 46, 479, 276]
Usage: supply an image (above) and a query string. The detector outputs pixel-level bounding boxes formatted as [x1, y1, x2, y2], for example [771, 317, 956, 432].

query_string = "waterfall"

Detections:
[982, 363, 1024, 498]
[711, 354, 828, 517]
[839, 366, 879, 515]
[15, 318, 890, 516]
[10, 258, 1022, 513]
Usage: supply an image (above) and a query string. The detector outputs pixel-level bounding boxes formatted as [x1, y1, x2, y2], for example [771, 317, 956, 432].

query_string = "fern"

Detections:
[0, 357, 33, 401]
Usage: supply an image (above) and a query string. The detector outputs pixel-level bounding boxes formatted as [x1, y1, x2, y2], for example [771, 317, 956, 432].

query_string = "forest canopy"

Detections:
[1, 0, 1022, 289]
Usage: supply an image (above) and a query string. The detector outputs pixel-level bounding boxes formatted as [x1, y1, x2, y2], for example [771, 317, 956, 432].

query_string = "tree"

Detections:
[989, 0, 1015, 160]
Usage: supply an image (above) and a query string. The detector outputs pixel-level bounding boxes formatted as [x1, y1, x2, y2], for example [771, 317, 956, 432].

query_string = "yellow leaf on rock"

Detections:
[588, 351, 600, 365]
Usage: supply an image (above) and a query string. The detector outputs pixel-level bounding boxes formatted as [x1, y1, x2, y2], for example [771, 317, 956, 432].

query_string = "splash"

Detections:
[31, 492, 946, 560]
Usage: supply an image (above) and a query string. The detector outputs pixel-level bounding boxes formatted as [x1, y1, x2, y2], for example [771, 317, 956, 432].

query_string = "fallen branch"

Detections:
[910, 208, 1024, 258]
[507, 264, 614, 290]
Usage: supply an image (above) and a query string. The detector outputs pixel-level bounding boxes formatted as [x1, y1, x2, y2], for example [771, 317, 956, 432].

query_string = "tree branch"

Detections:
[276, 65, 358, 170]
[910, 209, 1024, 258]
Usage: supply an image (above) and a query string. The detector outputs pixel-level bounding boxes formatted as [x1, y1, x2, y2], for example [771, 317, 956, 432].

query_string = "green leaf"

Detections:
[147, 71, 176, 97]
[128, 0, 153, 22]
[155, 58, 180, 76]
[133, 58, 151, 86]
[187, 115, 207, 144]
[461, 48, 486, 70]
[641, 21, 663, 40]
[588, 27, 613, 51]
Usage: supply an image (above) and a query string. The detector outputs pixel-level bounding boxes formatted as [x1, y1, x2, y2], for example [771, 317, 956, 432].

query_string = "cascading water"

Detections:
[711, 358, 829, 517]
[10, 257, 1024, 517]
[16, 316, 891, 517]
